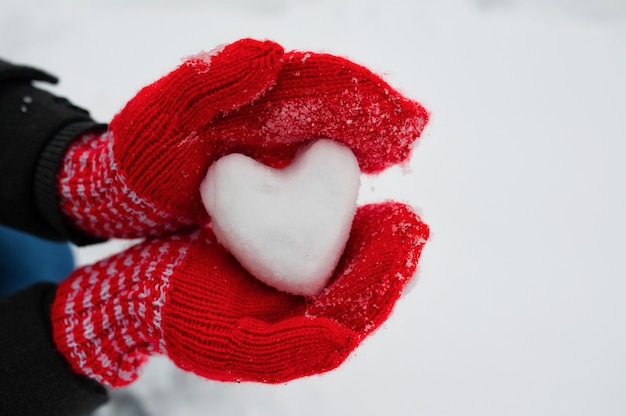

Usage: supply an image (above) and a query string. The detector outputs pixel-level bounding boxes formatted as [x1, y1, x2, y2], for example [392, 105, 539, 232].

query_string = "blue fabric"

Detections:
[0, 225, 74, 297]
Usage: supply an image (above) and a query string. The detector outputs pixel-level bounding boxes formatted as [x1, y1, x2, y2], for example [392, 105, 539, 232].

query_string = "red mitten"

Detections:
[58, 40, 428, 239]
[58, 39, 284, 238]
[51, 202, 429, 387]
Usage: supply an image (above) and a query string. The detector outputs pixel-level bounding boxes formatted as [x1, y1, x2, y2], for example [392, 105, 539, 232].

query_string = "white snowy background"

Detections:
[2, 0, 626, 415]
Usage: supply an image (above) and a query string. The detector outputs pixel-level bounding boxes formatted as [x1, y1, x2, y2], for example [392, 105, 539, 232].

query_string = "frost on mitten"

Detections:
[58, 39, 284, 238]
[51, 202, 429, 387]
[196, 50, 429, 171]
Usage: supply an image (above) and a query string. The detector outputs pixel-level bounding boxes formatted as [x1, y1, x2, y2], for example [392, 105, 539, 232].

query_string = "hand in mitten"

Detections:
[58, 38, 284, 238]
[51, 202, 429, 387]
[58, 39, 428, 239]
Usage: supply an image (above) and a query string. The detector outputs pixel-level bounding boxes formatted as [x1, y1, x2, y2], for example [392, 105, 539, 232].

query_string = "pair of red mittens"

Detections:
[52, 39, 429, 386]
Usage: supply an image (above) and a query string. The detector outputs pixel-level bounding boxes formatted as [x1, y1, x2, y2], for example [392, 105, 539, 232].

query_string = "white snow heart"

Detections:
[200, 140, 361, 297]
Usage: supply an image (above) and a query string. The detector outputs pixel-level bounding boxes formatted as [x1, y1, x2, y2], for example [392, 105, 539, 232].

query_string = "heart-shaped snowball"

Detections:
[200, 140, 361, 296]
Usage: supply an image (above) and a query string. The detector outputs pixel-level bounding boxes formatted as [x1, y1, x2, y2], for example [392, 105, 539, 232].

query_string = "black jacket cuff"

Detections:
[0, 59, 106, 245]
[0, 283, 109, 416]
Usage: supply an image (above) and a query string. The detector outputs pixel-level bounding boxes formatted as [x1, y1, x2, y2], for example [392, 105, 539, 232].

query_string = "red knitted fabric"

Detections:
[58, 40, 428, 239]
[196, 50, 430, 171]
[58, 39, 284, 238]
[51, 202, 429, 387]
[58, 131, 194, 237]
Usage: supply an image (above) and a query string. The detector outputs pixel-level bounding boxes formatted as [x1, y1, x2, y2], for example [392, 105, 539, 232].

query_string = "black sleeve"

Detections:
[0, 59, 107, 245]
[0, 283, 109, 416]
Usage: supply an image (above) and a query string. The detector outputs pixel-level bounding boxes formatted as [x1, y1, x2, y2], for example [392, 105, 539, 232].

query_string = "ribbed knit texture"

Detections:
[51, 231, 194, 386]
[58, 131, 194, 238]
[35, 120, 107, 245]
[57, 40, 429, 239]
[51, 202, 429, 387]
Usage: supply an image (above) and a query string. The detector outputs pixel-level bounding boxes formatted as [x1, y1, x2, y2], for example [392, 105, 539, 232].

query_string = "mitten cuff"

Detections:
[51, 232, 193, 387]
[35, 120, 108, 246]
[58, 130, 196, 239]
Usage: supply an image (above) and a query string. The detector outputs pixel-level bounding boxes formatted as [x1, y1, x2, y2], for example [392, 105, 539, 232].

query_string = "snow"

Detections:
[200, 139, 360, 296]
[185, 43, 227, 70]
[2, 0, 626, 415]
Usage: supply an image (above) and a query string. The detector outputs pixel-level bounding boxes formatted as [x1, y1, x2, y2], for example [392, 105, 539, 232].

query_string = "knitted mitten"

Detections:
[58, 40, 428, 239]
[58, 39, 284, 238]
[51, 202, 429, 387]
